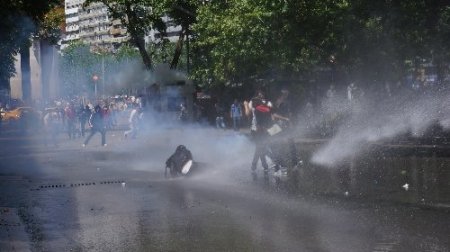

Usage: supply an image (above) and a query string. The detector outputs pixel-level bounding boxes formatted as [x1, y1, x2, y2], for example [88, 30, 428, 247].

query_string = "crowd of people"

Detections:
[2, 88, 299, 177]
[189, 88, 298, 176]
[0, 95, 144, 146]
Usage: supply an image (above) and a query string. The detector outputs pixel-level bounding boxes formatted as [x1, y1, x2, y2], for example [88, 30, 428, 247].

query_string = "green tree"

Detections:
[59, 42, 97, 96]
[60, 42, 157, 96]
[191, 0, 450, 93]
[84, 0, 170, 71]
[191, 0, 274, 87]
[0, 0, 61, 98]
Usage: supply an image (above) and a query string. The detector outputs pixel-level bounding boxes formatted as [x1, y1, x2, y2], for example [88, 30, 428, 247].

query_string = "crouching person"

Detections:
[165, 145, 193, 178]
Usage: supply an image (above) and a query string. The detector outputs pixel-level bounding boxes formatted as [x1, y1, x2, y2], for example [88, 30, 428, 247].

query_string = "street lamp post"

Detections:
[93, 74, 99, 97]
[93, 48, 106, 97]
[101, 56, 105, 97]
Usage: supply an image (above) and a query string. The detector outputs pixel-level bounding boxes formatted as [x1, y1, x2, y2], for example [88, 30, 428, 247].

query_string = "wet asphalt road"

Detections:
[0, 127, 449, 252]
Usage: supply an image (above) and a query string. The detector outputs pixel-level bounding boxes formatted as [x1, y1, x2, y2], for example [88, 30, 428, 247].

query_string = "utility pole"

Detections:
[186, 27, 190, 74]
[102, 56, 105, 97]
[93, 75, 98, 97]
[94, 47, 106, 97]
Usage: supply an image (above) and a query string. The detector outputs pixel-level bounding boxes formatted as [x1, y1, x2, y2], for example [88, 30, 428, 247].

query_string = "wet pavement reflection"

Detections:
[0, 130, 449, 252]
[288, 141, 450, 208]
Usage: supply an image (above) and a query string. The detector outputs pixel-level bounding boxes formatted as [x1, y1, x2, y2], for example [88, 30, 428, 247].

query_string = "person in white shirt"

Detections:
[124, 106, 143, 139]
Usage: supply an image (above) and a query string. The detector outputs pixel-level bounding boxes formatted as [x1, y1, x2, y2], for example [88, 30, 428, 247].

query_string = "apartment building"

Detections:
[146, 16, 182, 44]
[61, 0, 128, 51]
[61, 0, 83, 49]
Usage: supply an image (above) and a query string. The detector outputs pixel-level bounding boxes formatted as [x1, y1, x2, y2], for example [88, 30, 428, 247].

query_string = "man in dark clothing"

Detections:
[83, 105, 106, 147]
[165, 145, 193, 177]
[79, 105, 90, 137]
[270, 88, 297, 176]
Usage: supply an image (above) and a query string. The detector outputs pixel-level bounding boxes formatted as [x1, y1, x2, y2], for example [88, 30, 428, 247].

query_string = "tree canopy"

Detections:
[190, 0, 450, 92]
[4, 0, 450, 96]
[0, 0, 61, 90]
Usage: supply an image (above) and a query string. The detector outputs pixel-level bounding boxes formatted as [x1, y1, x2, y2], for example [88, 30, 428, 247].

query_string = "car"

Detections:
[1, 107, 41, 122]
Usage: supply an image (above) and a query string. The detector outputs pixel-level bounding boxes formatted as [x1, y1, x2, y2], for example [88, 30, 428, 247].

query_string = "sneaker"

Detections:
[82, 144, 86, 147]
[124, 133, 127, 138]
[103, 144, 107, 147]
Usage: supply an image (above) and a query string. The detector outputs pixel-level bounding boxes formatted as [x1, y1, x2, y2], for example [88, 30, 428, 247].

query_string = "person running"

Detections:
[83, 105, 107, 147]
[124, 106, 143, 139]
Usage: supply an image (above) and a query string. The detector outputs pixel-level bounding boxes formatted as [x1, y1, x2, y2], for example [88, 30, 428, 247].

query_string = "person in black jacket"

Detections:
[78, 105, 91, 137]
[165, 145, 193, 177]
[83, 105, 106, 147]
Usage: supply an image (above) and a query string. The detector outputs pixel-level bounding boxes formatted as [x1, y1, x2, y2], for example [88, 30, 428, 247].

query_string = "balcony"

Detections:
[110, 28, 126, 36]
[105, 36, 129, 44]
[110, 28, 120, 35]
[112, 19, 122, 26]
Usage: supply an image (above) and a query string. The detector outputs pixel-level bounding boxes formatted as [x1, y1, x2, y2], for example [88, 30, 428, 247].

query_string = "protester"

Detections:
[270, 88, 297, 176]
[273, 88, 291, 128]
[230, 99, 242, 131]
[179, 103, 188, 122]
[78, 105, 90, 137]
[65, 102, 77, 139]
[124, 106, 143, 139]
[83, 105, 107, 147]
[215, 101, 226, 129]
[165, 145, 193, 177]
[248, 90, 273, 173]
[109, 103, 118, 127]
[193, 101, 205, 123]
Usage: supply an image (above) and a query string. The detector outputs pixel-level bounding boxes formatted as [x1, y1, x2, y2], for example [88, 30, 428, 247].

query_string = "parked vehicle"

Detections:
[1, 107, 41, 122]
[1, 107, 43, 132]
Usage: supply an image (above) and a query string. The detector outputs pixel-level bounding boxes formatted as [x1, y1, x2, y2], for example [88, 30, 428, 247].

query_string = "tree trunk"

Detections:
[20, 43, 31, 104]
[170, 28, 185, 69]
[40, 39, 52, 102]
[186, 27, 190, 74]
[133, 35, 153, 71]
[125, 2, 153, 71]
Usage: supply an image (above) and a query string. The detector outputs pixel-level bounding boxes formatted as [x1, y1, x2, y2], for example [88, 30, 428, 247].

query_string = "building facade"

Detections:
[146, 16, 182, 43]
[61, 0, 128, 51]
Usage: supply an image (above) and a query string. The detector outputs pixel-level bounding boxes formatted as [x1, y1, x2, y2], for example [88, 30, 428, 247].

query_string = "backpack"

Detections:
[252, 98, 272, 129]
